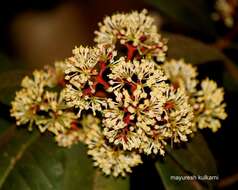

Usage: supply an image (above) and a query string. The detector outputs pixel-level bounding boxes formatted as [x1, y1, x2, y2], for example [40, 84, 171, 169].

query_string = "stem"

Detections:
[0, 130, 40, 188]
[126, 44, 137, 61]
[218, 172, 238, 189]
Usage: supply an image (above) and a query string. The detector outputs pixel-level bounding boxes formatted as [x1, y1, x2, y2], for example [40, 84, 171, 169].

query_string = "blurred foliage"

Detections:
[148, 0, 217, 38]
[0, 127, 129, 190]
[156, 132, 217, 190]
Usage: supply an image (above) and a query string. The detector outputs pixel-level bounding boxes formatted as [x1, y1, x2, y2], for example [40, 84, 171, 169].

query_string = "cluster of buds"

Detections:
[11, 10, 227, 177]
[212, 0, 238, 27]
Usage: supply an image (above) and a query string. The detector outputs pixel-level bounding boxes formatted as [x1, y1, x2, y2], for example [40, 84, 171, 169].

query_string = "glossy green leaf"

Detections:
[155, 133, 217, 190]
[93, 172, 129, 190]
[156, 155, 205, 190]
[0, 118, 11, 134]
[148, 0, 216, 37]
[0, 54, 18, 73]
[165, 33, 225, 64]
[166, 33, 238, 85]
[165, 133, 217, 177]
[0, 70, 29, 106]
[0, 127, 129, 190]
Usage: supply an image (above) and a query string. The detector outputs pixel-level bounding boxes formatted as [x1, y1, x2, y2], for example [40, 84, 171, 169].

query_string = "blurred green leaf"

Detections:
[165, 33, 224, 64]
[155, 132, 217, 190]
[165, 133, 217, 177]
[0, 127, 129, 190]
[165, 33, 238, 87]
[0, 127, 39, 188]
[156, 155, 204, 190]
[148, 0, 217, 37]
[0, 118, 11, 134]
[0, 54, 28, 73]
[0, 54, 16, 73]
[0, 70, 29, 106]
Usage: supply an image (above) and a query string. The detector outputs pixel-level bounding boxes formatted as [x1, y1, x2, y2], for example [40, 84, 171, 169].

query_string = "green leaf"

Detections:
[155, 132, 217, 190]
[165, 33, 224, 64]
[165, 133, 217, 177]
[0, 127, 129, 190]
[0, 118, 11, 134]
[0, 70, 29, 106]
[155, 154, 206, 190]
[0, 54, 19, 73]
[165, 33, 238, 86]
[0, 127, 40, 187]
[148, 0, 217, 37]
[93, 172, 129, 190]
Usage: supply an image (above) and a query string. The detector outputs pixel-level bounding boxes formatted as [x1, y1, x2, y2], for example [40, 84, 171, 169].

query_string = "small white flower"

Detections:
[95, 10, 167, 61]
[162, 59, 198, 94]
[191, 79, 227, 132]
[84, 117, 142, 177]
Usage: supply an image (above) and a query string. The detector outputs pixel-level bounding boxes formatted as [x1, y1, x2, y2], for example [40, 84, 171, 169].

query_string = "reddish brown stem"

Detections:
[126, 44, 137, 61]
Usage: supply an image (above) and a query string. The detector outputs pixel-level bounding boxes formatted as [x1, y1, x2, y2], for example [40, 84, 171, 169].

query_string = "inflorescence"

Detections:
[11, 10, 227, 177]
[212, 0, 238, 27]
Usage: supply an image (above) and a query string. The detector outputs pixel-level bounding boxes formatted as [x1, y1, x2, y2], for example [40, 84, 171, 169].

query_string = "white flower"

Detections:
[108, 58, 167, 92]
[84, 118, 142, 177]
[158, 87, 194, 143]
[212, 0, 237, 27]
[95, 10, 167, 61]
[63, 85, 107, 116]
[46, 61, 68, 87]
[192, 79, 227, 132]
[11, 70, 51, 127]
[65, 46, 100, 89]
[103, 87, 167, 152]
[11, 69, 77, 135]
[36, 91, 77, 134]
[63, 46, 113, 116]
[162, 59, 198, 94]
[55, 129, 81, 148]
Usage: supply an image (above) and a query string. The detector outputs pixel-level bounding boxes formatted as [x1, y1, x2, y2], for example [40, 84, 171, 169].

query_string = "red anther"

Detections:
[140, 47, 146, 53]
[125, 44, 137, 61]
[115, 127, 129, 143]
[30, 104, 40, 114]
[70, 120, 79, 130]
[83, 87, 93, 96]
[135, 54, 142, 60]
[108, 52, 113, 60]
[115, 133, 128, 143]
[164, 101, 175, 110]
[123, 107, 128, 112]
[139, 35, 147, 42]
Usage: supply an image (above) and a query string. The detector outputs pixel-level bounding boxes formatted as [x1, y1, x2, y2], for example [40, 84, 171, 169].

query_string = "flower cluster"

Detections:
[212, 0, 238, 27]
[11, 10, 227, 177]
[11, 63, 77, 135]
[95, 9, 168, 62]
